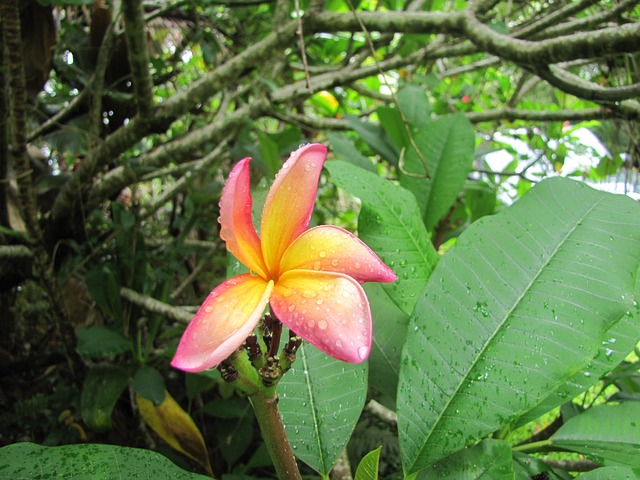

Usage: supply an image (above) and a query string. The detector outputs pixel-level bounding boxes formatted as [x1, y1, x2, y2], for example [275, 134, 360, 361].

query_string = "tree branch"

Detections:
[122, 0, 155, 115]
[120, 287, 193, 323]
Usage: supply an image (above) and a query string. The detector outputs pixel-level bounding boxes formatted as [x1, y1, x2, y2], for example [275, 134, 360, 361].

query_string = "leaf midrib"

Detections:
[410, 192, 604, 472]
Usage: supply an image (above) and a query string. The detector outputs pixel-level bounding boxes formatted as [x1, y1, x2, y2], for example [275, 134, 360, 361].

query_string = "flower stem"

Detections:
[249, 390, 301, 480]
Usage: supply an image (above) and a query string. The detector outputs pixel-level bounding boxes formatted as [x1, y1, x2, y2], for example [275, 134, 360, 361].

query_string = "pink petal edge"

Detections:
[270, 270, 372, 363]
[219, 158, 268, 279]
[171, 275, 274, 372]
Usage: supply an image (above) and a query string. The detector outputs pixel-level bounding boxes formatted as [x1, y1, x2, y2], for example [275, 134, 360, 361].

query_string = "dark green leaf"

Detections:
[76, 326, 130, 358]
[86, 266, 124, 324]
[0, 442, 210, 479]
[398, 177, 640, 473]
[133, 366, 166, 406]
[81, 365, 129, 431]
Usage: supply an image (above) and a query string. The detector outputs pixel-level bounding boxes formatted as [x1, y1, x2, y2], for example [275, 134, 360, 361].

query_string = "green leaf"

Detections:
[354, 446, 382, 480]
[345, 115, 399, 165]
[327, 131, 376, 172]
[133, 366, 166, 406]
[418, 439, 514, 479]
[325, 160, 438, 317]
[399, 114, 475, 231]
[364, 282, 409, 403]
[278, 344, 367, 475]
[578, 466, 640, 480]
[516, 309, 640, 427]
[86, 266, 124, 324]
[398, 177, 640, 474]
[396, 84, 431, 129]
[550, 402, 640, 467]
[81, 365, 129, 431]
[0, 442, 210, 479]
[76, 326, 131, 358]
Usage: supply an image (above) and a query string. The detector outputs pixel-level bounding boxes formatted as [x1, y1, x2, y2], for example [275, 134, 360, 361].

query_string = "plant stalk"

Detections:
[249, 391, 301, 480]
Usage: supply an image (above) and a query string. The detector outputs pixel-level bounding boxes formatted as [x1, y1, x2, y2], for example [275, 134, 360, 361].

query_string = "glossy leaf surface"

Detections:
[278, 343, 367, 475]
[398, 177, 640, 474]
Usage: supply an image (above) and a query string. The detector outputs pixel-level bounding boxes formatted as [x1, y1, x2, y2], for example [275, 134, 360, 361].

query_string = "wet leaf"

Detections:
[550, 402, 640, 467]
[0, 442, 210, 479]
[136, 391, 212, 476]
[278, 344, 367, 475]
[398, 177, 640, 473]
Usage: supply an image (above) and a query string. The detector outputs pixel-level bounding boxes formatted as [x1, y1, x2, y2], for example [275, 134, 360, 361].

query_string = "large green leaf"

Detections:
[550, 402, 640, 467]
[0, 443, 210, 479]
[418, 439, 514, 479]
[325, 160, 438, 317]
[398, 177, 640, 474]
[364, 282, 410, 404]
[398, 114, 475, 231]
[278, 344, 367, 475]
[516, 309, 640, 427]
[578, 466, 640, 480]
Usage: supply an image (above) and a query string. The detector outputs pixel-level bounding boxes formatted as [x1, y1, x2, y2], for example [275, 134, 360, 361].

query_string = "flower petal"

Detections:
[171, 274, 274, 372]
[260, 143, 328, 276]
[219, 158, 268, 278]
[280, 225, 397, 284]
[271, 270, 371, 363]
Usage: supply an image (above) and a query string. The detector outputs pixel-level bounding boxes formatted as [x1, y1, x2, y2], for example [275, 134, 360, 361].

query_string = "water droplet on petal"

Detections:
[204, 305, 213, 313]
[313, 261, 322, 270]
[357, 347, 368, 360]
[318, 319, 328, 330]
[319, 251, 327, 258]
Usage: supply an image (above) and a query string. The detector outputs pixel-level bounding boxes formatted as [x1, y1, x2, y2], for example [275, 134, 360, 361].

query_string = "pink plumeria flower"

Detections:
[171, 144, 396, 372]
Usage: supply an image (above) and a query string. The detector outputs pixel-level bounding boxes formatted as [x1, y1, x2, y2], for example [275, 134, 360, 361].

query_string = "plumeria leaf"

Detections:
[364, 282, 409, 404]
[0, 443, 211, 479]
[398, 114, 475, 231]
[80, 365, 129, 432]
[516, 308, 640, 428]
[578, 466, 640, 480]
[136, 391, 213, 476]
[550, 402, 640, 467]
[398, 177, 640, 474]
[278, 343, 367, 475]
[354, 446, 382, 480]
[417, 439, 514, 479]
[325, 160, 438, 317]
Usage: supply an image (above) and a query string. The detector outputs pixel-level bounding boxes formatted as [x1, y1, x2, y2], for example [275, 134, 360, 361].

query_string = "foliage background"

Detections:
[0, 0, 639, 478]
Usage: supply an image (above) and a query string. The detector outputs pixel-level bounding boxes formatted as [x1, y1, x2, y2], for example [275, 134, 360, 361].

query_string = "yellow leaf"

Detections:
[136, 391, 213, 477]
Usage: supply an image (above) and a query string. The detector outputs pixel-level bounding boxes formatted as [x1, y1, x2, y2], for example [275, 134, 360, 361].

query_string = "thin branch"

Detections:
[365, 399, 398, 427]
[120, 287, 193, 323]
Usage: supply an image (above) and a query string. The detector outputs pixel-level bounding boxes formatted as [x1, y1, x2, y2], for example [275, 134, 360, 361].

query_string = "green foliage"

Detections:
[5, 0, 640, 478]
[278, 344, 368, 475]
[0, 443, 210, 479]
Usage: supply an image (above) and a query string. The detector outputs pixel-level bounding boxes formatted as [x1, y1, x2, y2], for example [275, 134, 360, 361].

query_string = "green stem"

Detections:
[512, 439, 553, 453]
[249, 390, 301, 480]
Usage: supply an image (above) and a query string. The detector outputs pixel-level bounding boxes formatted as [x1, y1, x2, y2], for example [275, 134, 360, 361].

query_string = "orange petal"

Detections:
[260, 144, 328, 276]
[271, 270, 371, 363]
[219, 158, 268, 278]
[171, 275, 274, 372]
[280, 225, 397, 284]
